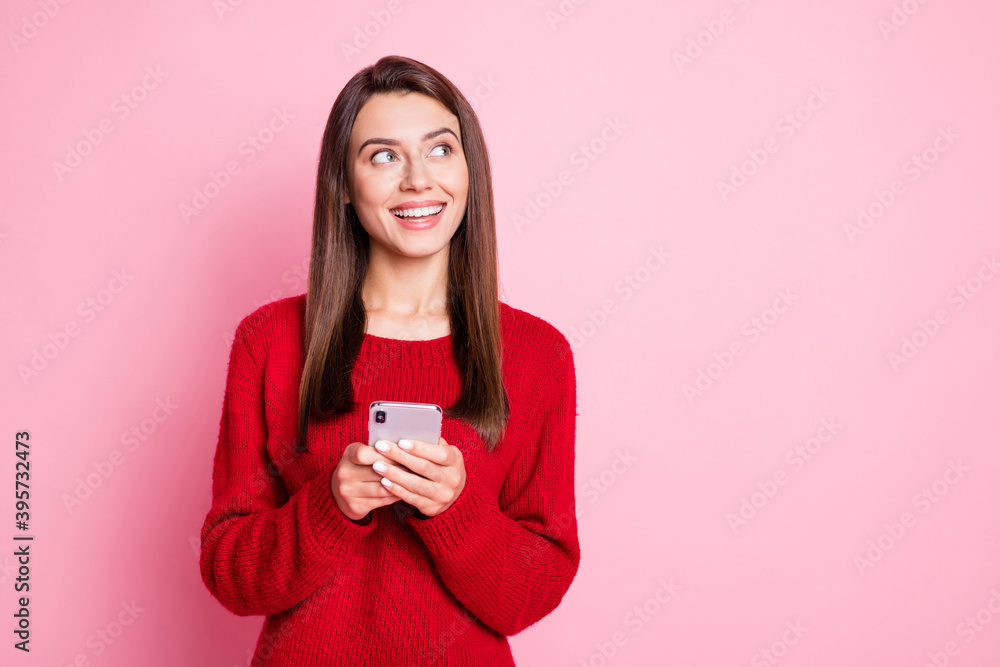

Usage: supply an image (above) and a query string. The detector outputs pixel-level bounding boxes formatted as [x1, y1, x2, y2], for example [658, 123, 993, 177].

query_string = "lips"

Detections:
[391, 203, 445, 230]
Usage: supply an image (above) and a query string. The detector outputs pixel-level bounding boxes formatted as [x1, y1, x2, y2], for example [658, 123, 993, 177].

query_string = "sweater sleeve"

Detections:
[404, 339, 581, 636]
[199, 321, 377, 617]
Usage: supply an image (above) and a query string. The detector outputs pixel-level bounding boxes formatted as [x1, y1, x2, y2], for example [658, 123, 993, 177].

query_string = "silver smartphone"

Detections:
[367, 401, 443, 448]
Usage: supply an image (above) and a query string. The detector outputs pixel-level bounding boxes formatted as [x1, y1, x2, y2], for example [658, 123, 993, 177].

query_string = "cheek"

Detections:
[442, 166, 470, 201]
[355, 174, 395, 208]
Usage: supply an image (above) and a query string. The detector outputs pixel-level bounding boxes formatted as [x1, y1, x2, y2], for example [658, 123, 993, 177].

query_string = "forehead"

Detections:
[350, 91, 461, 144]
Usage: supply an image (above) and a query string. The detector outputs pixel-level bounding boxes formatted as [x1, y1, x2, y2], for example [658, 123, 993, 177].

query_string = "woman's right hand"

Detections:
[330, 441, 403, 522]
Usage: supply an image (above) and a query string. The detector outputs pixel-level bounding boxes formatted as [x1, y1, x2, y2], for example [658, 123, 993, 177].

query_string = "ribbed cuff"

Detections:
[303, 463, 379, 552]
[404, 473, 498, 557]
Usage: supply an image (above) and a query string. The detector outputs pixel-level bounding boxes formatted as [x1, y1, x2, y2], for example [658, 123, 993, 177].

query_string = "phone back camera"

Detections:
[375, 410, 386, 424]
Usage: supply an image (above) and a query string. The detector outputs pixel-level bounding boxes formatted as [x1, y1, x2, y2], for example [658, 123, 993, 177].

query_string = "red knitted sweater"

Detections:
[199, 294, 580, 666]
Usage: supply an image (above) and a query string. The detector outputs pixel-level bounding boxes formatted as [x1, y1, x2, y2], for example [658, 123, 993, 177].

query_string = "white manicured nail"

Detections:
[373, 461, 387, 473]
[399, 439, 413, 450]
[375, 440, 390, 452]
[381, 477, 393, 488]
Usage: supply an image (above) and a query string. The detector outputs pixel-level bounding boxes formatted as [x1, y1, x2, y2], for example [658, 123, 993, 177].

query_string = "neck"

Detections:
[362, 243, 449, 318]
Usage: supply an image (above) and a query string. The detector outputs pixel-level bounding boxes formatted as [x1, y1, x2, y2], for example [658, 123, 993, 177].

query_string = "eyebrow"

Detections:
[357, 127, 460, 156]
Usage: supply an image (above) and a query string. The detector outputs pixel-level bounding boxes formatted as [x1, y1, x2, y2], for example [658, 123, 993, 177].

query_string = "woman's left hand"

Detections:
[370, 436, 466, 517]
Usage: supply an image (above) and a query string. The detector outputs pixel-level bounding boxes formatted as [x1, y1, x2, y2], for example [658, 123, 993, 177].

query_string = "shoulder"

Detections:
[232, 294, 305, 357]
[499, 301, 574, 372]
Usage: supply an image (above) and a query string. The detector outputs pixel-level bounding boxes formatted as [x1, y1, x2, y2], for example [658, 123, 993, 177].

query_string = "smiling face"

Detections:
[345, 91, 469, 259]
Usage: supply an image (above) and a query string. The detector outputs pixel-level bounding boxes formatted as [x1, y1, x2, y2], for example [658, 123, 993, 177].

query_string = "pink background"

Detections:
[2, 0, 999, 665]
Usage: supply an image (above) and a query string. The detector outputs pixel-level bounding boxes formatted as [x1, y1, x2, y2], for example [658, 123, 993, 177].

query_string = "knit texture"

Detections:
[200, 294, 580, 666]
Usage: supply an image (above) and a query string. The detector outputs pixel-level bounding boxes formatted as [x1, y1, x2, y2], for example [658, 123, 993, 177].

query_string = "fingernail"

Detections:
[373, 461, 387, 473]
[381, 477, 393, 488]
[398, 439, 413, 450]
[375, 440, 390, 452]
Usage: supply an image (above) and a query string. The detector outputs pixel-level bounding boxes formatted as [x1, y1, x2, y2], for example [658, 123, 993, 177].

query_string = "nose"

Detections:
[401, 157, 432, 191]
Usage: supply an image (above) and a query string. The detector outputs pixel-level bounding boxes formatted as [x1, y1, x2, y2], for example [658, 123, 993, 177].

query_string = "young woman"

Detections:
[199, 55, 580, 666]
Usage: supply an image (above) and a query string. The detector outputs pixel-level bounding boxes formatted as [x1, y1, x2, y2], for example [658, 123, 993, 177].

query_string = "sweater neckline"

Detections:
[358, 331, 454, 367]
[363, 332, 450, 343]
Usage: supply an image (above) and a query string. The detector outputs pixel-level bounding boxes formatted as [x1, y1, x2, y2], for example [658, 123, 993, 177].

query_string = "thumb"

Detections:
[346, 441, 371, 465]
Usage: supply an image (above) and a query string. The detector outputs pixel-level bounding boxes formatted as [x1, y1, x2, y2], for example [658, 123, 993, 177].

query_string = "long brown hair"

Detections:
[295, 55, 509, 453]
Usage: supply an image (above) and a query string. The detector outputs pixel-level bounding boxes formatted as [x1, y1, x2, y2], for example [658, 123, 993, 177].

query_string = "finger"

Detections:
[350, 480, 397, 498]
[355, 461, 417, 485]
[374, 439, 453, 479]
[375, 438, 450, 465]
[370, 440, 435, 480]
[376, 473, 427, 508]
[348, 441, 374, 465]
[372, 458, 439, 502]
[352, 444, 413, 473]
[365, 452, 419, 478]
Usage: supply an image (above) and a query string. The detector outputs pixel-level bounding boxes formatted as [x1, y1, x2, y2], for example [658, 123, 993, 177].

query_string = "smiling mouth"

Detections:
[390, 203, 445, 221]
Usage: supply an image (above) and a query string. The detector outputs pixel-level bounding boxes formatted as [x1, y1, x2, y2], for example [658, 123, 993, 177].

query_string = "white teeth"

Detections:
[391, 204, 444, 218]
